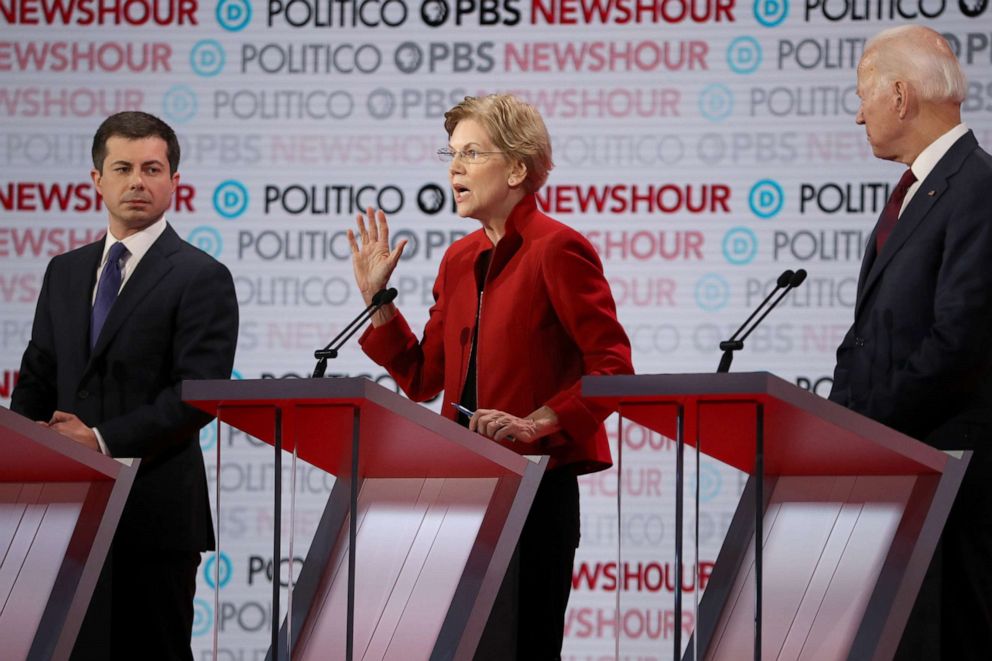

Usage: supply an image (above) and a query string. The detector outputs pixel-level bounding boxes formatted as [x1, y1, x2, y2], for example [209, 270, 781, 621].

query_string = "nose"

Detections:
[855, 106, 865, 125]
[448, 156, 464, 177]
[128, 171, 146, 189]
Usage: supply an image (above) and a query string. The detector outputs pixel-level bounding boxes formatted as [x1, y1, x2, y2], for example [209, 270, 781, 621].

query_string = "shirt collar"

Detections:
[910, 123, 969, 184]
[504, 194, 537, 238]
[101, 216, 168, 265]
[467, 194, 538, 251]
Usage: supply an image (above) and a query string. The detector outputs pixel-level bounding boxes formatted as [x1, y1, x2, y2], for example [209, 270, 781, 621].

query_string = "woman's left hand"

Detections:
[470, 406, 559, 444]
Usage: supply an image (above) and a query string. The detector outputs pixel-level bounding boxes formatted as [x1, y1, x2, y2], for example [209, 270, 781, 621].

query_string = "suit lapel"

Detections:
[854, 231, 879, 312]
[70, 241, 103, 364]
[86, 225, 180, 365]
[856, 181, 943, 311]
[855, 131, 977, 318]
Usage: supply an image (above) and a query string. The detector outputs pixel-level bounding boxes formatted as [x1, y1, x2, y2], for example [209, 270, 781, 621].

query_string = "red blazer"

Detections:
[360, 195, 633, 474]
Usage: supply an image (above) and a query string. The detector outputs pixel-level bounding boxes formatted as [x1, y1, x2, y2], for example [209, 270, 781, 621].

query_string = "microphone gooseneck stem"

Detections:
[739, 286, 793, 344]
[726, 270, 794, 344]
[716, 270, 806, 374]
[311, 288, 398, 379]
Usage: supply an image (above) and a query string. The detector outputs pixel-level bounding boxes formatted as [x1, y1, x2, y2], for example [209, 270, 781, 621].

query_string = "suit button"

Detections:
[78, 389, 89, 399]
[855, 336, 865, 347]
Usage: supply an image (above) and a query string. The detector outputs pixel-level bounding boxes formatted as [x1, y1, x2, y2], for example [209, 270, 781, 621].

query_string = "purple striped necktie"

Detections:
[91, 241, 129, 349]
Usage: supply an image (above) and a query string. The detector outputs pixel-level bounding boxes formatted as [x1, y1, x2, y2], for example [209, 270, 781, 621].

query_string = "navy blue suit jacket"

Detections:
[829, 130, 992, 449]
[11, 223, 238, 551]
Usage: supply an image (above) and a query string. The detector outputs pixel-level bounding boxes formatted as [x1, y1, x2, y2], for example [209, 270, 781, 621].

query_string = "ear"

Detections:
[893, 80, 910, 119]
[507, 159, 527, 188]
[90, 168, 102, 191]
[171, 171, 180, 194]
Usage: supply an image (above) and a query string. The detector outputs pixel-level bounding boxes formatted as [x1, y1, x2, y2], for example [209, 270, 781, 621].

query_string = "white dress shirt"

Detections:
[901, 123, 969, 216]
[91, 216, 169, 454]
[92, 215, 168, 302]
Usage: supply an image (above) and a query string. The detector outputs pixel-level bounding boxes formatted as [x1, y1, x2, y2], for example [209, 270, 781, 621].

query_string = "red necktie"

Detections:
[875, 169, 917, 253]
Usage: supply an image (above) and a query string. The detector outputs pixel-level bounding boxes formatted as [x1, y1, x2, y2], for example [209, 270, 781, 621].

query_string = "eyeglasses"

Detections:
[436, 148, 504, 164]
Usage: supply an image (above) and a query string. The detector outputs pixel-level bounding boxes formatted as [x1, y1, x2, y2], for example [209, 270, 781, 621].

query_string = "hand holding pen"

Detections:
[451, 402, 517, 443]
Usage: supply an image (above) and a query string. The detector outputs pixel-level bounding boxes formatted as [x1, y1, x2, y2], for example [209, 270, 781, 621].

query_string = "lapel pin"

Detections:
[928, 190, 936, 196]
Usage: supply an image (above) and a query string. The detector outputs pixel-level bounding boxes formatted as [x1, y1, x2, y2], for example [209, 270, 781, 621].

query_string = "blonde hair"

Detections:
[444, 94, 554, 193]
[865, 25, 966, 104]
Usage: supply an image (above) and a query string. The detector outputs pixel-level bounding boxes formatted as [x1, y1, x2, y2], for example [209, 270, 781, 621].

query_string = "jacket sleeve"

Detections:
[540, 232, 634, 440]
[97, 259, 239, 458]
[828, 328, 855, 407]
[10, 260, 59, 422]
[359, 256, 448, 402]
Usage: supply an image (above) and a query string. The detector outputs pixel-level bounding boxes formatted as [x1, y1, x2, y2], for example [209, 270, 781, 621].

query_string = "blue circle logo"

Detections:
[199, 424, 216, 452]
[699, 84, 733, 122]
[162, 85, 197, 124]
[689, 464, 723, 503]
[190, 40, 225, 77]
[749, 179, 785, 219]
[754, 0, 788, 26]
[204, 552, 233, 589]
[213, 181, 249, 219]
[192, 598, 212, 637]
[216, 0, 252, 30]
[722, 227, 759, 265]
[187, 226, 224, 257]
[232, 369, 244, 380]
[727, 37, 762, 74]
[695, 274, 731, 312]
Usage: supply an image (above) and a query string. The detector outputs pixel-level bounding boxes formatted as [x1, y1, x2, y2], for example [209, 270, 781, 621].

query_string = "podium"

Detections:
[0, 406, 138, 661]
[583, 372, 969, 661]
[183, 378, 547, 661]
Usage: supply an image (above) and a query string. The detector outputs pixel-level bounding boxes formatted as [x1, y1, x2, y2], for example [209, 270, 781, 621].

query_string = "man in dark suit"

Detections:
[829, 26, 992, 660]
[10, 112, 239, 660]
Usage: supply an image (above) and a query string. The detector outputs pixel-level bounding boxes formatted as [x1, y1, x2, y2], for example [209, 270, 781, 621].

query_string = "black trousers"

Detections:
[895, 448, 992, 660]
[474, 468, 581, 661]
[70, 545, 201, 661]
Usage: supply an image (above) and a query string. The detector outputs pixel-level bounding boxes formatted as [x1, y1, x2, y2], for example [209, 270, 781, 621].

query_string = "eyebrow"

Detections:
[108, 159, 166, 168]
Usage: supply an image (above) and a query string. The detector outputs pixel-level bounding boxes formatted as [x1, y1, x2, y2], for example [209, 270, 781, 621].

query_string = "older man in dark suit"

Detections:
[10, 112, 239, 660]
[829, 26, 992, 660]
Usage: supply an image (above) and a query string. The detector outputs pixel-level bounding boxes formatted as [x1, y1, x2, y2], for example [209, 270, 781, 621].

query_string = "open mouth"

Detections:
[452, 183, 470, 202]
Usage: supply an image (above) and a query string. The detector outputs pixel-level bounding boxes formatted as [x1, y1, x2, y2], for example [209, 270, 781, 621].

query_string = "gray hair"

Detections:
[864, 25, 967, 104]
[444, 94, 554, 193]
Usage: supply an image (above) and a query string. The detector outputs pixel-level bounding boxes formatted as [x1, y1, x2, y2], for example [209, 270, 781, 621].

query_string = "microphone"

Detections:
[369, 287, 397, 307]
[716, 270, 807, 373]
[311, 288, 398, 378]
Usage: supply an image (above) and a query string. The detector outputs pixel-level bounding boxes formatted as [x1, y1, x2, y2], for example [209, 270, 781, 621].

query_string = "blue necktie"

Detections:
[91, 242, 128, 349]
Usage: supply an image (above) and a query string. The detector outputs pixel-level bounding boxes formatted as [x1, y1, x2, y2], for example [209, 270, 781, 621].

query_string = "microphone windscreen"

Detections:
[791, 269, 808, 287]
[776, 269, 795, 288]
[382, 287, 399, 304]
[371, 288, 390, 306]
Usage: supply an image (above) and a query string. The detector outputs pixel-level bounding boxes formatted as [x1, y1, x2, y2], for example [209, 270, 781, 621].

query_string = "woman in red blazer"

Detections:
[349, 94, 633, 659]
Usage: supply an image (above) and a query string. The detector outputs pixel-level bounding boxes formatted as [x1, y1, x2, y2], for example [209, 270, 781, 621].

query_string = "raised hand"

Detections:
[347, 207, 407, 304]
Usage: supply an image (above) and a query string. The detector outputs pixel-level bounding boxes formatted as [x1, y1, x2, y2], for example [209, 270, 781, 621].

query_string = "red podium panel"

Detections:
[0, 406, 138, 661]
[184, 378, 546, 661]
[185, 377, 528, 479]
[583, 372, 968, 661]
